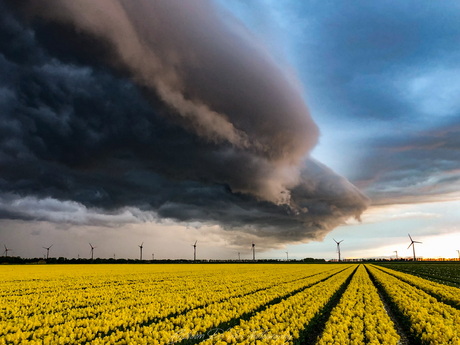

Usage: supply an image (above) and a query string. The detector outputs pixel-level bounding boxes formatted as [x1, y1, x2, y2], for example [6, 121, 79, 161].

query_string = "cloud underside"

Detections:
[0, 1, 368, 247]
[285, 1, 460, 207]
[352, 125, 460, 206]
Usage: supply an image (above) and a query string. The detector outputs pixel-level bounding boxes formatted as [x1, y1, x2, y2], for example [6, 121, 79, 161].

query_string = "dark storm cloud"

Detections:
[0, 1, 368, 245]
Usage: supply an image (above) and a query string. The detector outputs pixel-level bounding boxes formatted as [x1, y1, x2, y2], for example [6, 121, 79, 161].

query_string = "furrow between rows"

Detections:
[315, 265, 400, 345]
[373, 265, 460, 309]
[92, 266, 353, 345]
[1, 265, 340, 342]
[191, 266, 357, 345]
[367, 264, 460, 345]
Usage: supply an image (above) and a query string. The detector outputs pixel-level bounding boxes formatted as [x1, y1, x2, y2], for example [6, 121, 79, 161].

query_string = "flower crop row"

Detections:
[0, 264, 347, 345]
[367, 265, 460, 345]
[0, 264, 309, 329]
[378, 263, 460, 287]
[374, 265, 460, 308]
[316, 265, 399, 345]
[91, 265, 351, 345]
[0, 265, 261, 338]
[196, 265, 356, 345]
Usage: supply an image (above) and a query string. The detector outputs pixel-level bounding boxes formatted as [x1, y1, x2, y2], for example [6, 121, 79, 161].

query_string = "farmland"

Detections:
[0, 263, 459, 344]
[376, 262, 460, 288]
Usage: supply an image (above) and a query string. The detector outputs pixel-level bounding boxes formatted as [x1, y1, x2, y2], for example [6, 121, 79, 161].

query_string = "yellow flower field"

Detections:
[0, 263, 459, 344]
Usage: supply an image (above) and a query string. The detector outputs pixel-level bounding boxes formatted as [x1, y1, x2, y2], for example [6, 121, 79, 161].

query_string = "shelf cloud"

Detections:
[0, 1, 368, 247]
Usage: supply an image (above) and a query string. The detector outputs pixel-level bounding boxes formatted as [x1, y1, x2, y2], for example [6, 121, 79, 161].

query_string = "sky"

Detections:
[1, 0, 459, 260]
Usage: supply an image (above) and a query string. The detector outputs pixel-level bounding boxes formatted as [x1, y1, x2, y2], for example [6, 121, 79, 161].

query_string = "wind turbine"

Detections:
[407, 234, 422, 261]
[394, 250, 398, 260]
[192, 241, 197, 261]
[333, 239, 343, 262]
[252, 243, 255, 261]
[89, 243, 96, 260]
[43, 244, 53, 260]
[285, 251, 289, 261]
[3, 244, 11, 257]
[138, 242, 144, 260]
[238, 252, 241, 261]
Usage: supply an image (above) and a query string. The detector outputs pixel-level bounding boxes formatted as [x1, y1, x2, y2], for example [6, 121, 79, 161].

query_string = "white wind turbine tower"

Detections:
[43, 244, 53, 260]
[407, 234, 422, 262]
[3, 244, 11, 257]
[457, 250, 459, 261]
[333, 239, 343, 262]
[252, 243, 255, 261]
[138, 242, 144, 260]
[192, 240, 197, 261]
[89, 243, 96, 260]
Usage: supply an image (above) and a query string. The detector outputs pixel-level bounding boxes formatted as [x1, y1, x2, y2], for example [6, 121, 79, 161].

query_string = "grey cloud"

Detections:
[262, 0, 460, 207]
[0, 1, 368, 247]
[0, 193, 155, 226]
[290, 0, 460, 124]
[19, 0, 320, 203]
[352, 123, 460, 205]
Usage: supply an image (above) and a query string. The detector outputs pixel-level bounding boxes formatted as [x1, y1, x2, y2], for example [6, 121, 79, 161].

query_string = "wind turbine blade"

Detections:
[339, 240, 343, 244]
[408, 234, 413, 241]
[407, 243, 413, 249]
[333, 238, 338, 243]
[49, 244, 53, 248]
[194, 241, 197, 246]
[414, 241, 422, 244]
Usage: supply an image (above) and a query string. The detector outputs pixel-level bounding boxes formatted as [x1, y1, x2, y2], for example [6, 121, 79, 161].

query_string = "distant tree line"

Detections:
[1, 256, 327, 265]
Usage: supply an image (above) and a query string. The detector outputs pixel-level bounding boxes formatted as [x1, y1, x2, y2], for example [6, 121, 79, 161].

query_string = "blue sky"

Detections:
[1, 1, 459, 260]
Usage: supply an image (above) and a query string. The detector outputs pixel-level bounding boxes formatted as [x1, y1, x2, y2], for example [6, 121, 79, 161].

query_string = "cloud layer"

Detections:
[257, 0, 460, 207]
[0, 1, 368, 247]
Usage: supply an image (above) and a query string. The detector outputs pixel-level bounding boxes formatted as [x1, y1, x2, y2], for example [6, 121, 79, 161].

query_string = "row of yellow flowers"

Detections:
[367, 265, 460, 345]
[317, 265, 399, 345]
[4, 263, 456, 345]
[374, 265, 460, 308]
[91, 265, 350, 345]
[2, 264, 293, 321]
[0, 264, 345, 345]
[0, 264, 305, 329]
[196, 265, 356, 345]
